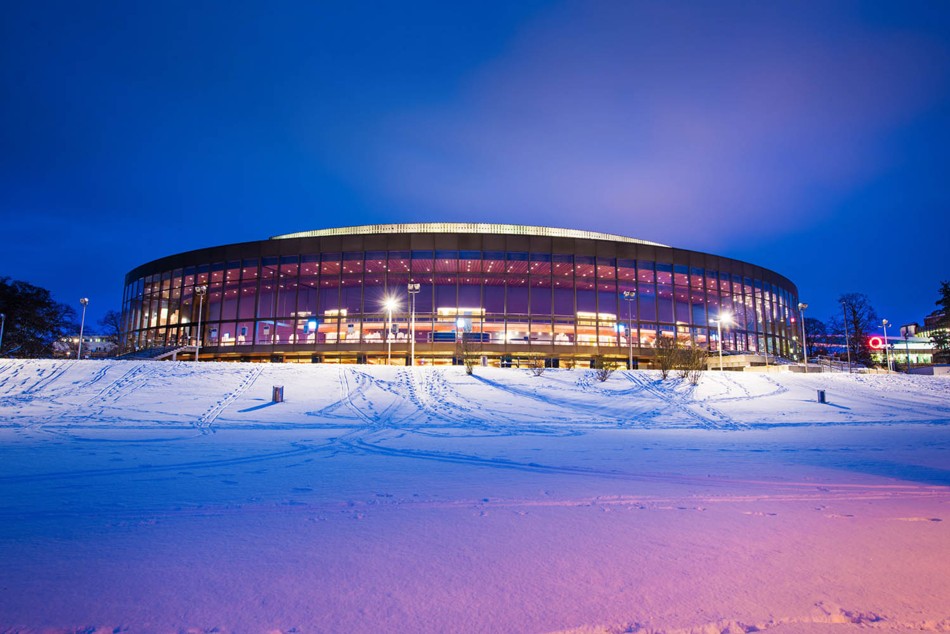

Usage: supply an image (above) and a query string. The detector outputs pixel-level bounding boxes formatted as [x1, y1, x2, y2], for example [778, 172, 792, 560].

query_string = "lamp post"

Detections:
[882, 319, 892, 373]
[384, 297, 398, 365]
[408, 282, 420, 367]
[798, 302, 808, 373]
[622, 290, 636, 370]
[194, 285, 207, 363]
[901, 324, 916, 371]
[841, 301, 852, 373]
[903, 329, 911, 371]
[709, 312, 733, 371]
[77, 298, 89, 360]
[0, 313, 5, 356]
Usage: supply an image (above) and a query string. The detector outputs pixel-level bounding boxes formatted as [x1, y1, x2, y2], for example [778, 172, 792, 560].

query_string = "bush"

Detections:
[526, 355, 546, 377]
[592, 355, 617, 382]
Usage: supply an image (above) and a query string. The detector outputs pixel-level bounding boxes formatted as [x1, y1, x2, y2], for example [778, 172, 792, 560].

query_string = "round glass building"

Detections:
[121, 223, 801, 366]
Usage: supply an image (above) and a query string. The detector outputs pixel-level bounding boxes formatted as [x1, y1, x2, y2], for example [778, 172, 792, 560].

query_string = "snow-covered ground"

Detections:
[0, 359, 947, 633]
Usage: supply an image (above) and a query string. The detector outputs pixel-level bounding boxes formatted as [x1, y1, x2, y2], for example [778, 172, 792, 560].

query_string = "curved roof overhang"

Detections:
[271, 223, 669, 248]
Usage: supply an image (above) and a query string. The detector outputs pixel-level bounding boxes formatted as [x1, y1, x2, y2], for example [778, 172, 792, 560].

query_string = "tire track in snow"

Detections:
[0, 362, 72, 406]
[401, 369, 580, 435]
[337, 366, 378, 426]
[623, 373, 743, 429]
[18, 363, 163, 431]
[307, 367, 387, 424]
[74, 364, 111, 391]
[337, 437, 950, 499]
[0, 360, 20, 390]
[420, 369, 485, 423]
[700, 372, 789, 403]
[81, 364, 157, 408]
[470, 372, 611, 424]
[464, 370, 656, 430]
[376, 368, 477, 430]
[0, 441, 325, 485]
[21, 362, 71, 396]
[195, 366, 265, 433]
[349, 368, 412, 426]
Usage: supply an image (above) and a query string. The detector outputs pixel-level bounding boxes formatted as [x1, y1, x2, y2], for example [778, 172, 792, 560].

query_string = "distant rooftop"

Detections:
[270, 223, 668, 247]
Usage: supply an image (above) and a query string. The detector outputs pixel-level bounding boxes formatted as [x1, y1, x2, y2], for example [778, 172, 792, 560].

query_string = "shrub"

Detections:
[592, 355, 617, 382]
[526, 355, 546, 377]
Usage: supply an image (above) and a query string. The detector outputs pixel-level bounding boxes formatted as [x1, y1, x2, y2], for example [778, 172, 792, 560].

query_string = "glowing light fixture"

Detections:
[383, 296, 399, 365]
[709, 311, 733, 371]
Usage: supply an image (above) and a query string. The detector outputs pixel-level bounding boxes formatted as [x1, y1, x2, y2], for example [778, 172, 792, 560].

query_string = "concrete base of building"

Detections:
[174, 345, 798, 371]
[907, 365, 950, 376]
[705, 354, 775, 371]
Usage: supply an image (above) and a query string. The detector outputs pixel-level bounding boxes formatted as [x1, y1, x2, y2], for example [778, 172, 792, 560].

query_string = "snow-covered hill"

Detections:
[0, 360, 947, 633]
[1, 359, 947, 435]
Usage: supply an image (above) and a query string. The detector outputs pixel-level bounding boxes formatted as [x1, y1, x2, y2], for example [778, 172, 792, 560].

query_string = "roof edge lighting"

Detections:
[270, 223, 669, 248]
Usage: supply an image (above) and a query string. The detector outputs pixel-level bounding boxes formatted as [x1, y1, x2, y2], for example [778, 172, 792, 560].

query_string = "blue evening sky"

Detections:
[2, 1, 949, 330]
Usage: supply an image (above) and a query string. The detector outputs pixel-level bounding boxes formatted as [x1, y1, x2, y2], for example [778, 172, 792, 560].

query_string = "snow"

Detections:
[0, 359, 948, 633]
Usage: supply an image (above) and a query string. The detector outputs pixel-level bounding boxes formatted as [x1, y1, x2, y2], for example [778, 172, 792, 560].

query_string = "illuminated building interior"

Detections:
[121, 224, 801, 365]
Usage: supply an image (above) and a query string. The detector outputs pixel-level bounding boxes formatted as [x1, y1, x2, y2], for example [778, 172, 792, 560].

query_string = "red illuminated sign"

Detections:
[868, 336, 884, 349]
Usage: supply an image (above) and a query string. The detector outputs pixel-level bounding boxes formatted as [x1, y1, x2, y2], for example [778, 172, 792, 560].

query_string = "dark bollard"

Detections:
[272, 385, 284, 403]
[817, 389, 826, 404]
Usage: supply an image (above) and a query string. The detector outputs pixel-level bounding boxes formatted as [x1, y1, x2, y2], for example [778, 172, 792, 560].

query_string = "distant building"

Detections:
[53, 335, 117, 359]
[919, 310, 949, 363]
[870, 334, 934, 367]
[121, 223, 801, 366]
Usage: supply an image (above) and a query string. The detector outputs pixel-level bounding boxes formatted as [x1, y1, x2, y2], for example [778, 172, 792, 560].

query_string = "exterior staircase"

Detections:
[115, 345, 192, 361]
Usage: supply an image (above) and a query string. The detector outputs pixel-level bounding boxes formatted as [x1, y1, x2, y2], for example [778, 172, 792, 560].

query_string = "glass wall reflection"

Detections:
[124, 249, 798, 362]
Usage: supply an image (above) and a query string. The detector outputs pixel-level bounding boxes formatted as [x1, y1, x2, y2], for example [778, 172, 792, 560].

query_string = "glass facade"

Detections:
[121, 225, 800, 364]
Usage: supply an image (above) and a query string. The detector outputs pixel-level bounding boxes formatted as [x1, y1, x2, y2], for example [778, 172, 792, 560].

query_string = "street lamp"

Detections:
[798, 302, 808, 373]
[840, 301, 852, 373]
[77, 298, 89, 360]
[622, 290, 636, 370]
[407, 282, 420, 367]
[882, 319, 892, 373]
[901, 324, 915, 371]
[194, 285, 207, 363]
[709, 311, 733, 371]
[383, 296, 398, 365]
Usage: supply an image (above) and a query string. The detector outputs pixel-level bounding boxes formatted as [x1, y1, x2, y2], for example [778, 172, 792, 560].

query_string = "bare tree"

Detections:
[654, 335, 679, 379]
[98, 309, 124, 348]
[830, 293, 878, 367]
[456, 333, 477, 375]
[803, 317, 828, 360]
[678, 345, 708, 385]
